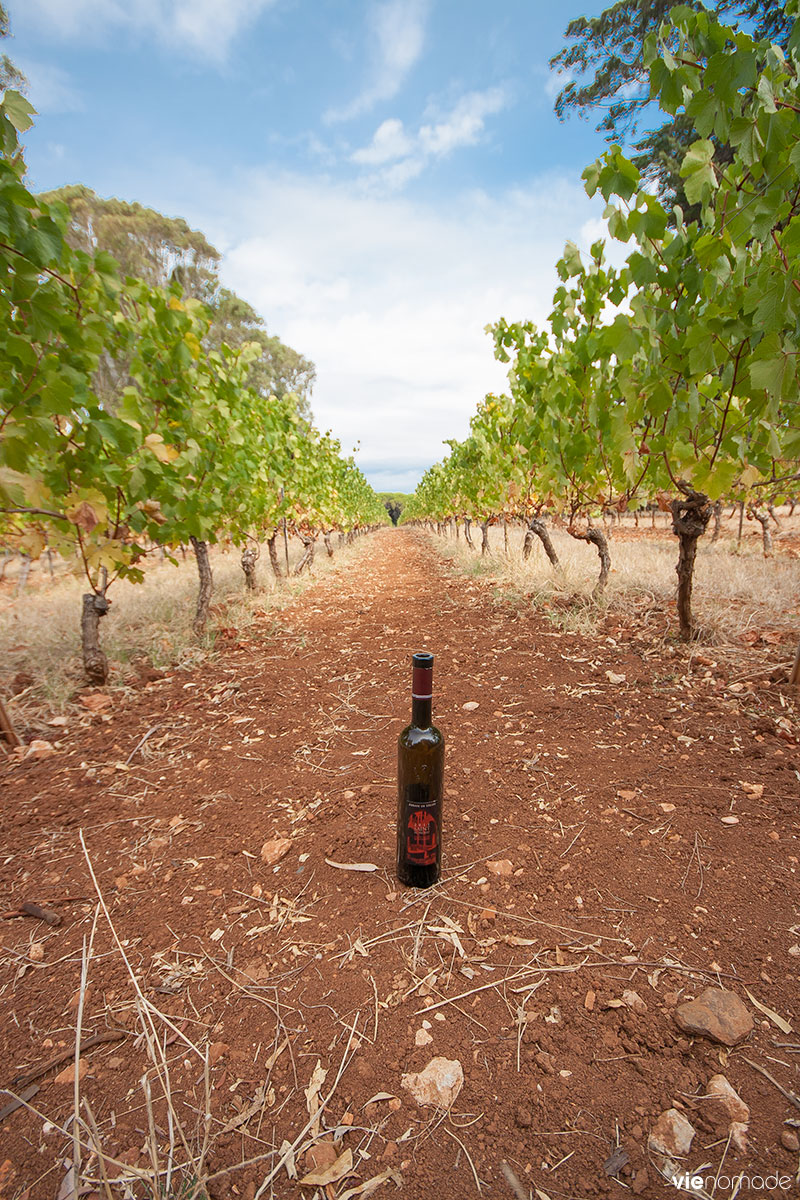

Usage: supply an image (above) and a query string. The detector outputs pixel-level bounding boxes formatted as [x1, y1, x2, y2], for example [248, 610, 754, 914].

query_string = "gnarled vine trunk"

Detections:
[568, 525, 610, 599]
[710, 500, 722, 544]
[241, 542, 259, 591]
[267, 532, 284, 581]
[190, 536, 213, 635]
[463, 518, 474, 549]
[16, 554, 31, 595]
[294, 533, 315, 575]
[790, 639, 800, 687]
[324, 533, 334, 557]
[0, 695, 22, 751]
[81, 592, 110, 684]
[523, 517, 560, 567]
[671, 491, 712, 641]
[748, 506, 773, 557]
[480, 520, 490, 556]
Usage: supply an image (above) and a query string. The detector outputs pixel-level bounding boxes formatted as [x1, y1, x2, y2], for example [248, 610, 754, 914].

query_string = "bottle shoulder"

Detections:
[399, 723, 444, 748]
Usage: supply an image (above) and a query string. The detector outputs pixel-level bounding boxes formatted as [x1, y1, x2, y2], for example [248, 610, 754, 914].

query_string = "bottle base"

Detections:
[397, 864, 440, 888]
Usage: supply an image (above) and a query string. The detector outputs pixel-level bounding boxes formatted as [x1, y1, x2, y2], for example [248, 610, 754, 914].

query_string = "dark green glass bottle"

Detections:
[396, 651, 444, 888]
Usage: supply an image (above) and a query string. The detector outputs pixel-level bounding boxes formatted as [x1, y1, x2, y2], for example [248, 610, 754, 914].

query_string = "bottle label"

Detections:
[404, 783, 438, 865]
[412, 665, 433, 699]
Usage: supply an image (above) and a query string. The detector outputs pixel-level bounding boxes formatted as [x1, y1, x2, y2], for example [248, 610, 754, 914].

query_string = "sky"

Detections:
[7, 0, 618, 493]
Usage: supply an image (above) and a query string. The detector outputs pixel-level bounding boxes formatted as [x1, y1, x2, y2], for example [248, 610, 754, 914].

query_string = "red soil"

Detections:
[1, 528, 798, 1200]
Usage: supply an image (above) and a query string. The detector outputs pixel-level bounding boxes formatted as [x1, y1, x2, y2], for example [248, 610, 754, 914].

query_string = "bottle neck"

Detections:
[412, 696, 432, 728]
[411, 662, 433, 728]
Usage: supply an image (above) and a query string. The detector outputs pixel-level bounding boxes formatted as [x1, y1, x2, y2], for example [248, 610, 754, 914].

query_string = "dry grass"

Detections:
[0, 535, 367, 712]
[432, 510, 800, 648]
[3, 836, 388, 1199]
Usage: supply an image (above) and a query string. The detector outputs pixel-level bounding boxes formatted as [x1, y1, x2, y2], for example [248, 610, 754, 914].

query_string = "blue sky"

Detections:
[8, 0, 618, 492]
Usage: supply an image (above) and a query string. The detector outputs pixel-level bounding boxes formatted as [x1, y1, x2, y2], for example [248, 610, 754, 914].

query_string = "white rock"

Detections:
[414, 1028, 433, 1047]
[26, 739, 56, 759]
[648, 1109, 696, 1158]
[707, 1075, 749, 1124]
[729, 1122, 749, 1153]
[401, 1057, 463, 1109]
[462, 702, 479, 711]
[707, 1075, 749, 1151]
[260, 837, 291, 865]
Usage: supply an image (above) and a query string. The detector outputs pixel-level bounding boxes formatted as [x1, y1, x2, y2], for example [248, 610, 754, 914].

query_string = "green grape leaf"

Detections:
[1, 90, 37, 132]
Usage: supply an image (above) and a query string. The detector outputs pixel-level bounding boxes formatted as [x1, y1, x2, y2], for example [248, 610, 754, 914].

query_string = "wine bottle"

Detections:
[397, 651, 444, 888]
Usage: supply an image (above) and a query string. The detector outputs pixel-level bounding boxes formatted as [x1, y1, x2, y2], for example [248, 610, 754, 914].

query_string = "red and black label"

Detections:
[404, 783, 438, 864]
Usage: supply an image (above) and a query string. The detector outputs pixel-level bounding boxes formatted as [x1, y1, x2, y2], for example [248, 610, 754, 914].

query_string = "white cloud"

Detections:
[377, 155, 425, 189]
[14, 58, 84, 113]
[418, 87, 507, 156]
[352, 117, 415, 165]
[17, 0, 278, 62]
[350, 87, 509, 189]
[162, 163, 607, 489]
[579, 216, 607, 247]
[325, 0, 428, 123]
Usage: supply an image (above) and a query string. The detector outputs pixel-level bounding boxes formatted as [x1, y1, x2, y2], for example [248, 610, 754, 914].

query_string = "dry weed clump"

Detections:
[0, 536, 368, 714]
[431, 511, 800, 649]
[3, 839, 222, 1200]
[1, 834, 397, 1200]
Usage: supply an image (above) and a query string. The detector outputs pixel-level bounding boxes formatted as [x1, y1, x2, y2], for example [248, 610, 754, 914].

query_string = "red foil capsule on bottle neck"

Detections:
[412, 666, 433, 699]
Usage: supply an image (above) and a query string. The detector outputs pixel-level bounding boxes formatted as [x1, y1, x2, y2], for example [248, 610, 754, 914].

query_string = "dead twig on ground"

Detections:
[72, 910, 99, 1185]
[680, 832, 705, 898]
[443, 1125, 482, 1193]
[559, 825, 585, 857]
[742, 1057, 800, 1112]
[0, 1083, 39, 1121]
[1, 900, 62, 925]
[417, 966, 549, 1015]
[7, 1030, 127, 1090]
[125, 723, 161, 764]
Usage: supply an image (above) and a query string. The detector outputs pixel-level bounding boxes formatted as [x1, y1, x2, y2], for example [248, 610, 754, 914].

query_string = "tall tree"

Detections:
[207, 288, 315, 418]
[39, 184, 221, 298]
[0, 3, 26, 93]
[40, 185, 315, 417]
[550, 0, 792, 213]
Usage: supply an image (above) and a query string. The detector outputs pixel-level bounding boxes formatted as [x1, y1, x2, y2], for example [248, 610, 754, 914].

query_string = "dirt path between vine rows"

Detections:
[1, 528, 799, 1200]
